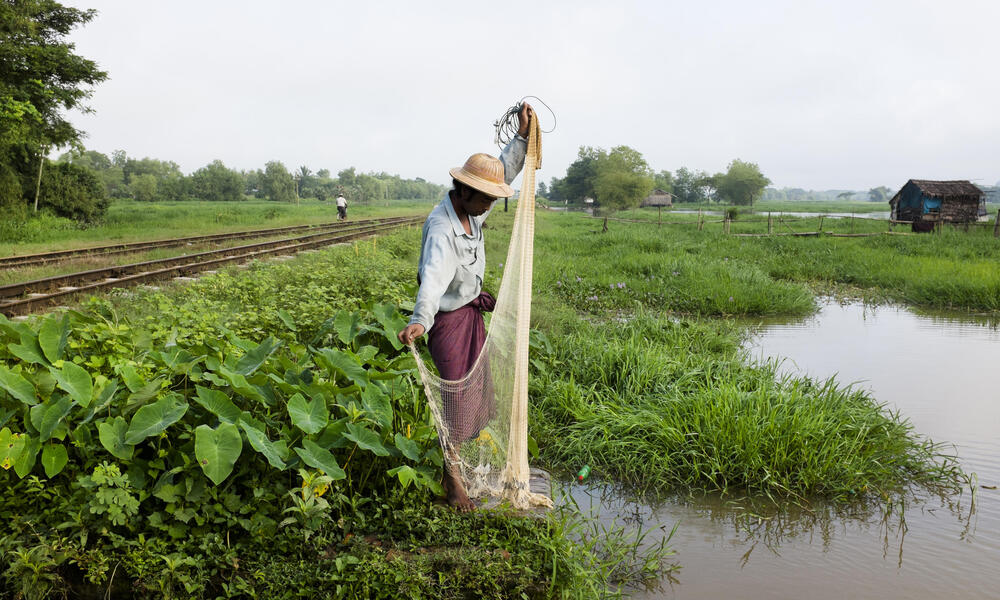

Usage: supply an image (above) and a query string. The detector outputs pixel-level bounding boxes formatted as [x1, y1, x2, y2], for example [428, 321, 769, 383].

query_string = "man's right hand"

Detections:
[398, 323, 425, 345]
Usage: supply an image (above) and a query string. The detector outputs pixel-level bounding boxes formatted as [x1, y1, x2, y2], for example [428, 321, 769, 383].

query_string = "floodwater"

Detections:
[565, 300, 1000, 599]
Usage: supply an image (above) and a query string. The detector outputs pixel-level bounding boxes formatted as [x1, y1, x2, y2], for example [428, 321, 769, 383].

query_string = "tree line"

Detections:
[59, 149, 447, 207]
[543, 146, 771, 212]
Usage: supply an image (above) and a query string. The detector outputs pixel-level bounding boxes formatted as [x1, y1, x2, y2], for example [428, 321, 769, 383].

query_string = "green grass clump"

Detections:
[529, 313, 965, 502]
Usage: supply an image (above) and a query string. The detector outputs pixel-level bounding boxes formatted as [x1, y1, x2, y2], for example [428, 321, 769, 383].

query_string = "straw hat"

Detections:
[449, 153, 513, 198]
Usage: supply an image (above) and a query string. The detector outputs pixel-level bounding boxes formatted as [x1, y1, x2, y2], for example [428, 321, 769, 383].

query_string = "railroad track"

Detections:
[0, 216, 410, 269]
[1, 216, 422, 317]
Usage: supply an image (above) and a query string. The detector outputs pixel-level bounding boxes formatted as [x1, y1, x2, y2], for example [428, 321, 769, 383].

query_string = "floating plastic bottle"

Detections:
[577, 465, 591, 482]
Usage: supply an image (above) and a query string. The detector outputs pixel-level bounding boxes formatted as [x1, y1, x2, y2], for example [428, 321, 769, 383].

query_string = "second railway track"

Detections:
[0, 216, 413, 269]
[1, 216, 422, 317]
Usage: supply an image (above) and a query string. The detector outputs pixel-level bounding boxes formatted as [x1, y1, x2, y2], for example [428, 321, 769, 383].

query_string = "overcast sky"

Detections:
[63, 0, 1000, 191]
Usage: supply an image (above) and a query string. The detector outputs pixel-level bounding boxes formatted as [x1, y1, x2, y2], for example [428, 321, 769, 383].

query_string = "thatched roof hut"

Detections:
[889, 179, 983, 226]
[641, 189, 674, 207]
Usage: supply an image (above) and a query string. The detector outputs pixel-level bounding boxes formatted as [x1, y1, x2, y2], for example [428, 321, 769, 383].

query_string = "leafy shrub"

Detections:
[38, 161, 109, 223]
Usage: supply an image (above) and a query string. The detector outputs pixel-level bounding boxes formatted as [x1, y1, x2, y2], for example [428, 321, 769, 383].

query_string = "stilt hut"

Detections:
[889, 180, 983, 229]
[640, 189, 674, 208]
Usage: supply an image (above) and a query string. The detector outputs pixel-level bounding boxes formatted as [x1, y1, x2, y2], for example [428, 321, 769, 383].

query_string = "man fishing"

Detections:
[398, 103, 533, 512]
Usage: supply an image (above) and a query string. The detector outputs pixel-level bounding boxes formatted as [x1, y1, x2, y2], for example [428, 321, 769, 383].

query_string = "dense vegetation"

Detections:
[0, 233, 670, 598]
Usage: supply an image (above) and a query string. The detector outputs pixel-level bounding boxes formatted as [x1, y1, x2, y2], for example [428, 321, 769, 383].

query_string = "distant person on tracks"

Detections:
[336, 193, 348, 220]
[397, 103, 534, 512]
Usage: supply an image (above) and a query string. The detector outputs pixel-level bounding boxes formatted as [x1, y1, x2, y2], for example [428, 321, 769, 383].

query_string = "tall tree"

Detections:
[591, 145, 654, 214]
[261, 161, 295, 202]
[652, 170, 673, 194]
[0, 0, 108, 220]
[672, 167, 709, 203]
[0, 0, 108, 151]
[552, 146, 601, 203]
[189, 160, 243, 202]
[715, 159, 770, 207]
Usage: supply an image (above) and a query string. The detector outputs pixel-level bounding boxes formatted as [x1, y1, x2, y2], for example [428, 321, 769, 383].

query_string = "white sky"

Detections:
[63, 0, 1000, 191]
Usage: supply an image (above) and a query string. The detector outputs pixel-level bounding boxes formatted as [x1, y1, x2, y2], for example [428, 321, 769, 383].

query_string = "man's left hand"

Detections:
[517, 103, 534, 139]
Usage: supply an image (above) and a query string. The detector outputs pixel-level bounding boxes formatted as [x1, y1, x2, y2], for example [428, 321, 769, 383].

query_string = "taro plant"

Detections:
[0, 303, 442, 549]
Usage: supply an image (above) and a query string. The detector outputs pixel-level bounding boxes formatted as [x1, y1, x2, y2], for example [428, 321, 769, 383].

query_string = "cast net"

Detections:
[409, 115, 551, 509]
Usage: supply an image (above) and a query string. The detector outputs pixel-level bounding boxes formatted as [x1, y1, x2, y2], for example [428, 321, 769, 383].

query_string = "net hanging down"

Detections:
[410, 115, 551, 509]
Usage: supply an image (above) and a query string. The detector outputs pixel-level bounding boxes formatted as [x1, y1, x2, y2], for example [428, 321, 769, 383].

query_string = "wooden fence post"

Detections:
[698, 209, 704, 231]
[724, 216, 730, 234]
[850, 212, 855, 234]
[658, 206, 661, 228]
[994, 209, 1000, 238]
[767, 212, 772, 235]
[818, 215, 824, 231]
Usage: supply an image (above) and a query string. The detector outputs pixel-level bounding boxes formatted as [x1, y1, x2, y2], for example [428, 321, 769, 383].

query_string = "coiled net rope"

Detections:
[409, 114, 551, 509]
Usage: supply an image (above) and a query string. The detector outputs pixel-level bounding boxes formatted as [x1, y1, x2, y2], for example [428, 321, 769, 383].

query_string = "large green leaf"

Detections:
[125, 395, 188, 445]
[14, 435, 40, 478]
[194, 423, 242, 485]
[317, 348, 368, 389]
[286, 393, 328, 435]
[373, 304, 407, 350]
[118, 364, 145, 393]
[387, 465, 418, 489]
[0, 366, 38, 406]
[293, 439, 346, 480]
[97, 416, 133, 460]
[361, 385, 393, 429]
[234, 337, 281, 376]
[193, 386, 241, 424]
[41, 443, 69, 478]
[239, 421, 288, 470]
[218, 366, 268, 405]
[343, 422, 390, 456]
[29, 395, 73, 441]
[51, 362, 93, 408]
[38, 315, 69, 363]
[8, 340, 48, 366]
[393, 433, 422, 462]
[333, 311, 364, 346]
[276, 309, 297, 332]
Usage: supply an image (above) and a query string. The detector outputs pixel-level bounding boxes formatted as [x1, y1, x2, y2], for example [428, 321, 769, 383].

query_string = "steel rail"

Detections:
[0, 216, 411, 269]
[0, 217, 421, 317]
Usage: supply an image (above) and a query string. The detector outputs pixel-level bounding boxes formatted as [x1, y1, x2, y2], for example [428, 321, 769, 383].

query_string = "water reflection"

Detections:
[557, 300, 1000, 598]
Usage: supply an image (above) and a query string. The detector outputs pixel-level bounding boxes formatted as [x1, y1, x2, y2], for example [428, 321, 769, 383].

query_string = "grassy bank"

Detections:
[0, 199, 432, 256]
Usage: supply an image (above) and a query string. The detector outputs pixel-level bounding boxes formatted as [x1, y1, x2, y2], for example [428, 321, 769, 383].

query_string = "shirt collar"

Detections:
[442, 193, 475, 238]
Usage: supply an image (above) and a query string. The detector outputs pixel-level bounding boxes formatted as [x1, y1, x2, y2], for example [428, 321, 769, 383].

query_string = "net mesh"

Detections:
[410, 116, 551, 509]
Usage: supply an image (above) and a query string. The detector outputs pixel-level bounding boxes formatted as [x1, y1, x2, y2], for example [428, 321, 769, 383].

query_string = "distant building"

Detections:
[641, 189, 674, 207]
[889, 180, 984, 229]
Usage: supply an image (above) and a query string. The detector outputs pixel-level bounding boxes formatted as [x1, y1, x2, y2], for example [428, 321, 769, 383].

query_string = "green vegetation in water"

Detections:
[0, 235, 670, 598]
[528, 312, 965, 502]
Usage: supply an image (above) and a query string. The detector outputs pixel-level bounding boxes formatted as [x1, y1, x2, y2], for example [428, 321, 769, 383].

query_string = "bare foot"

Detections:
[443, 471, 475, 513]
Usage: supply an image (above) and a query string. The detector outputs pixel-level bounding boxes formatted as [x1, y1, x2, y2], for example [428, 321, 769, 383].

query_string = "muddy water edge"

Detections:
[566, 300, 998, 600]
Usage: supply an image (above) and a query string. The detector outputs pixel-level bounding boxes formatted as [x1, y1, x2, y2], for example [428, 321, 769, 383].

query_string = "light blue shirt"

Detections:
[409, 136, 527, 333]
